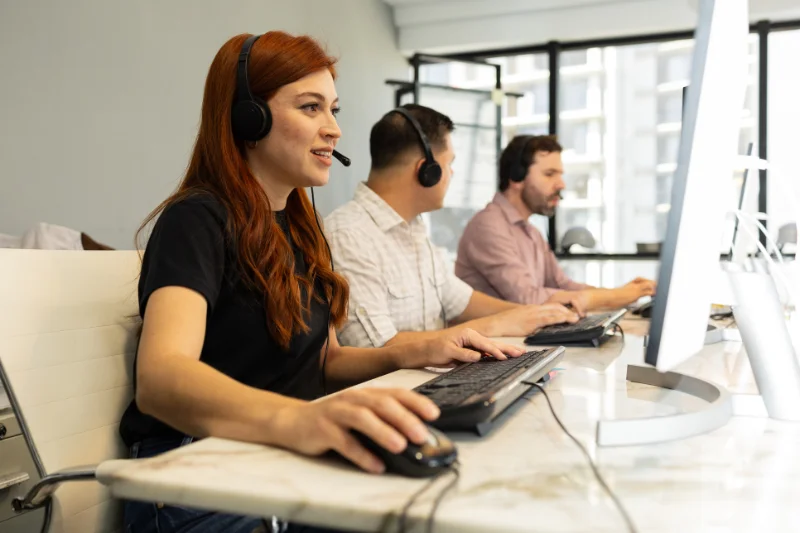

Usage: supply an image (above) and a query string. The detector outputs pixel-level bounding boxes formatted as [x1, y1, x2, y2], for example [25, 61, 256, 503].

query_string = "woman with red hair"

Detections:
[119, 31, 520, 533]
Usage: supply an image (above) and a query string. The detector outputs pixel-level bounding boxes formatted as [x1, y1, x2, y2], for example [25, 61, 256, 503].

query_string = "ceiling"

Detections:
[381, 0, 800, 55]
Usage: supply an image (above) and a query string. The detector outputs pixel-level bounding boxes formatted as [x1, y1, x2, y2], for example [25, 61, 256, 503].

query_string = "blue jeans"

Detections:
[124, 436, 349, 533]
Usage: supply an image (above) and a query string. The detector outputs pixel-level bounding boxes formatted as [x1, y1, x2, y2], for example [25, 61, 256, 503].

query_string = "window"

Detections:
[416, 62, 504, 254]
[555, 37, 759, 254]
[767, 29, 800, 253]
[398, 23, 790, 272]
[415, 56, 550, 256]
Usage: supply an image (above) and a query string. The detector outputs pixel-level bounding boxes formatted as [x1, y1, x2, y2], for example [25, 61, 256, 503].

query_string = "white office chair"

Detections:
[0, 249, 141, 533]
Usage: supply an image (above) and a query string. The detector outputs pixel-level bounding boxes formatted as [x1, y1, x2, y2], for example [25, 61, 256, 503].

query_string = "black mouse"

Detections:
[351, 425, 458, 478]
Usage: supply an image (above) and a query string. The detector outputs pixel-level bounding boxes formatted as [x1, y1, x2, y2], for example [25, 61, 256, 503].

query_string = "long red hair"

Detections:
[138, 31, 349, 348]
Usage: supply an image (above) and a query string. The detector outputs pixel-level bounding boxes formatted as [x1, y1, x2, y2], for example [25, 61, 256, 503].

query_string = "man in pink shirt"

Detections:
[456, 135, 656, 313]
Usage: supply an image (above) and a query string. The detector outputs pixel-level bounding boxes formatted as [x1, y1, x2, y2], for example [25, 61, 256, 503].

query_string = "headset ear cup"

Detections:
[512, 162, 527, 182]
[419, 162, 442, 188]
[231, 98, 272, 141]
[253, 96, 272, 138]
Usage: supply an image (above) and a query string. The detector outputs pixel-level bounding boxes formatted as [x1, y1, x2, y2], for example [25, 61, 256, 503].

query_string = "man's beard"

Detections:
[523, 189, 561, 217]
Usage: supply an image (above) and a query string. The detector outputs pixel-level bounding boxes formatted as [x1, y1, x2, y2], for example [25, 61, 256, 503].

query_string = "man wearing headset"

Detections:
[325, 105, 578, 350]
[455, 134, 656, 312]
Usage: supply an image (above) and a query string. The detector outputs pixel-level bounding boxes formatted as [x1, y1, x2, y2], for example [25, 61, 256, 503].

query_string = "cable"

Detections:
[310, 187, 333, 396]
[391, 463, 460, 533]
[611, 322, 625, 342]
[425, 465, 460, 533]
[522, 382, 638, 533]
[425, 237, 448, 329]
[731, 210, 798, 308]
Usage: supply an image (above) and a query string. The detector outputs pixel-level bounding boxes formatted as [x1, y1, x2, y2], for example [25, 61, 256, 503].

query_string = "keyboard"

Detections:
[525, 309, 627, 346]
[414, 347, 565, 435]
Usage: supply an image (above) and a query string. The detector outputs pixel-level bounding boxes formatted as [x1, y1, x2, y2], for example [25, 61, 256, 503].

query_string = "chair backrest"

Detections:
[0, 250, 141, 533]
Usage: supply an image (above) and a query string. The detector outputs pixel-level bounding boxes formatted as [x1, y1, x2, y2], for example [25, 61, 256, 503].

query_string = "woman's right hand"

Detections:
[270, 387, 440, 474]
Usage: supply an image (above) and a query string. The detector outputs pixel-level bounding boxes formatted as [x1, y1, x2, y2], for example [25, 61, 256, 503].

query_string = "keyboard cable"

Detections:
[523, 381, 638, 533]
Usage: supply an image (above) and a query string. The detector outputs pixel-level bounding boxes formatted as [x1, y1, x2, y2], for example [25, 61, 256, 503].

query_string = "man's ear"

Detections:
[411, 158, 427, 184]
[507, 178, 526, 192]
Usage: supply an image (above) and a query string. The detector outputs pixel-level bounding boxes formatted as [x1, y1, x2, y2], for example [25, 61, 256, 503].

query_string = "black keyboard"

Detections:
[525, 309, 627, 346]
[414, 347, 565, 435]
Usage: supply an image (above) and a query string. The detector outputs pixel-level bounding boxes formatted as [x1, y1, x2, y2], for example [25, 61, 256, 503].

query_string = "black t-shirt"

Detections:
[119, 193, 329, 447]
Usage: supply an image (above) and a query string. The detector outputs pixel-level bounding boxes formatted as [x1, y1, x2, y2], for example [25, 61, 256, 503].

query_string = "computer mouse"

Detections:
[351, 425, 458, 478]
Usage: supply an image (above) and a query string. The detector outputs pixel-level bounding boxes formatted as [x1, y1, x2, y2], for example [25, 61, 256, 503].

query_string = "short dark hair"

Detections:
[498, 135, 563, 192]
[369, 104, 455, 170]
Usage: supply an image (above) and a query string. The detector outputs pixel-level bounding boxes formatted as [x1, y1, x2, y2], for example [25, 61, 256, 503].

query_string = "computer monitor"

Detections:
[645, 0, 749, 372]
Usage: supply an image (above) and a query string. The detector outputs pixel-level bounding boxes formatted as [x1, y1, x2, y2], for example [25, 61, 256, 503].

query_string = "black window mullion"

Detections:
[757, 20, 769, 247]
[547, 41, 560, 252]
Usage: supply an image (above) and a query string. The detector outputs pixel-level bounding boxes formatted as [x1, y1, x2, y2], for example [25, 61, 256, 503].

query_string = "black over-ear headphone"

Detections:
[389, 107, 442, 188]
[509, 135, 536, 183]
[231, 34, 272, 141]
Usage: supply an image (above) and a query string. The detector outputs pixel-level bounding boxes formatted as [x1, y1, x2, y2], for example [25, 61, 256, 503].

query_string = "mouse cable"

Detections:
[523, 382, 638, 533]
[424, 462, 460, 533]
[392, 461, 460, 533]
[611, 322, 625, 342]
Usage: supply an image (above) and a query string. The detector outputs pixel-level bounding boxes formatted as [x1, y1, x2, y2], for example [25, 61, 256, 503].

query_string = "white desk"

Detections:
[97, 330, 800, 533]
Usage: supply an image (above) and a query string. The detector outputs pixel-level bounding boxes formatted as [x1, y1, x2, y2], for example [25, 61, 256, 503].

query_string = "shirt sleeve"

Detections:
[432, 244, 473, 321]
[546, 249, 593, 291]
[327, 228, 397, 348]
[459, 212, 561, 305]
[139, 195, 226, 316]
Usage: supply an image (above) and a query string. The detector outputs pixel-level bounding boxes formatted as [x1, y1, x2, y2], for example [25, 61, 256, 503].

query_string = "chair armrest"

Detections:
[12, 468, 96, 511]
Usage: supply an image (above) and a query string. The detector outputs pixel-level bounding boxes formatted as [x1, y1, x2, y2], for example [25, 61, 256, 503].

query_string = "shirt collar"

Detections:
[354, 182, 408, 233]
[491, 192, 527, 226]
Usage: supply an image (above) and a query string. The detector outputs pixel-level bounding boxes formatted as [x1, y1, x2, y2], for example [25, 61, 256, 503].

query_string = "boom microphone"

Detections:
[332, 150, 351, 167]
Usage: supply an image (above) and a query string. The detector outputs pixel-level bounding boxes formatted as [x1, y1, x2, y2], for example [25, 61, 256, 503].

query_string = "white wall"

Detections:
[0, 0, 406, 248]
[388, 0, 800, 54]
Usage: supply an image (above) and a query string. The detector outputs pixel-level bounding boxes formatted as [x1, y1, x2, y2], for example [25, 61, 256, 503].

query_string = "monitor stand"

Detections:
[597, 271, 800, 447]
[595, 365, 732, 446]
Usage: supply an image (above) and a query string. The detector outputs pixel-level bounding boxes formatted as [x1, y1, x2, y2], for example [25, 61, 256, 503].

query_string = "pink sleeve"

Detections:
[546, 248, 592, 291]
[460, 213, 560, 305]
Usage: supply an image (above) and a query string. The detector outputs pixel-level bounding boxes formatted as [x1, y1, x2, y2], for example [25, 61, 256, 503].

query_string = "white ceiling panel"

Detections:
[381, 0, 800, 54]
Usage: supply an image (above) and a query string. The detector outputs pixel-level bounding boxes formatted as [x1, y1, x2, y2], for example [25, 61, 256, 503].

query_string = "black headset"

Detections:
[231, 35, 272, 141]
[509, 135, 536, 183]
[389, 107, 442, 188]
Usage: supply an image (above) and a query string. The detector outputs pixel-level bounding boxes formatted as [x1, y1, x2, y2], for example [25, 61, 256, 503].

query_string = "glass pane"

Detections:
[417, 86, 496, 127]
[419, 61, 498, 91]
[417, 55, 549, 256]
[767, 29, 800, 255]
[561, 260, 660, 288]
[490, 54, 551, 140]
[555, 37, 759, 254]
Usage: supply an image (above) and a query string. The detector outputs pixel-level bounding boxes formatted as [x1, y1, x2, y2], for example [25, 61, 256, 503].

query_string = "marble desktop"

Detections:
[96, 329, 800, 533]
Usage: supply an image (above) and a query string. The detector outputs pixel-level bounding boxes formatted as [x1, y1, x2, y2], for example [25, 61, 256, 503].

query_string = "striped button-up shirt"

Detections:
[325, 183, 473, 348]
